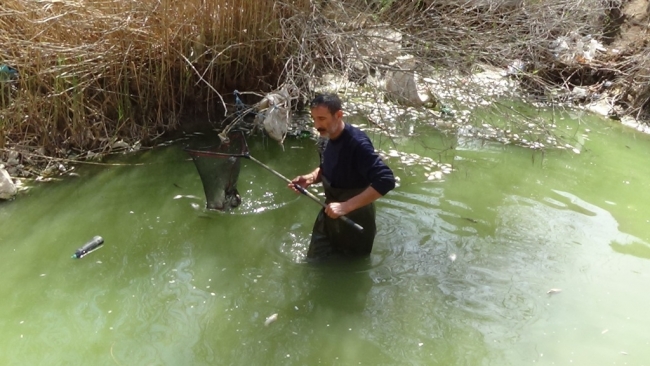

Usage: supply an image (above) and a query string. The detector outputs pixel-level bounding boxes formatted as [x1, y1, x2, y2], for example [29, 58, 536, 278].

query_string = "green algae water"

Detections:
[1, 112, 649, 365]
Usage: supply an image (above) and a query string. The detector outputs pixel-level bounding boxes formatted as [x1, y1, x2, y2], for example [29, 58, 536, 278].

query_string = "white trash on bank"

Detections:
[550, 32, 606, 63]
[385, 55, 431, 107]
[0, 168, 17, 200]
[254, 88, 293, 146]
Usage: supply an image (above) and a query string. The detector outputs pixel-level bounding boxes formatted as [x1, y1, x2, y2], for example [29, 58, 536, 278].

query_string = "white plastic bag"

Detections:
[0, 168, 17, 200]
[263, 105, 289, 145]
[385, 55, 426, 106]
[255, 88, 292, 145]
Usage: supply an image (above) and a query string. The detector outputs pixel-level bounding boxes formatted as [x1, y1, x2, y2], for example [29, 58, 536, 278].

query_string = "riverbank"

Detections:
[1, 0, 649, 200]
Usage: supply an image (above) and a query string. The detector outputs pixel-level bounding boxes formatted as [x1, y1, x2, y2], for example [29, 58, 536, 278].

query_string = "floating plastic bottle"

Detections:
[71, 236, 104, 259]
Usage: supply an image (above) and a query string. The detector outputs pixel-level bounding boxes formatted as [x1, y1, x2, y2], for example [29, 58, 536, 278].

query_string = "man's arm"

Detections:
[325, 186, 382, 219]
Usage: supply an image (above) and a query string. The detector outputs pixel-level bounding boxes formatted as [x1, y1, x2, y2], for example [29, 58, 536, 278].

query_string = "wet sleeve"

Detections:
[355, 138, 396, 196]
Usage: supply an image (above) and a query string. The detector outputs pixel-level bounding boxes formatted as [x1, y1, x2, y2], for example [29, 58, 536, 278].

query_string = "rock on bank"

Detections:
[0, 167, 17, 200]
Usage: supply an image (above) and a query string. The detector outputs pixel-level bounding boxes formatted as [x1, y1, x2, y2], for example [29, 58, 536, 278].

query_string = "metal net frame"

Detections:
[184, 131, 249, 211]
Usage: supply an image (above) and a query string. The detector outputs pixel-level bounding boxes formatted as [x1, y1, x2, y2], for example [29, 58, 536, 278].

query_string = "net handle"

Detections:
[245, 155, 364, 233]
[183, 149, 244, 158]
[184, 135, 364, 232]
[185, 130, 250, 158]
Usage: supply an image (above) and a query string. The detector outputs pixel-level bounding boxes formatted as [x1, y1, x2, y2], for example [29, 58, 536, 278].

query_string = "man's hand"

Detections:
[289, 168, 321, 194]
[288, 174, 313, 194]
[325, 202, 350, 219]
[324, 187, 383, 219]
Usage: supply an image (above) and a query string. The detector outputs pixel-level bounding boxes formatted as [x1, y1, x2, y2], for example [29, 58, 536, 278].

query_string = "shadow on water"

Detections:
[298, 257, 375, 315]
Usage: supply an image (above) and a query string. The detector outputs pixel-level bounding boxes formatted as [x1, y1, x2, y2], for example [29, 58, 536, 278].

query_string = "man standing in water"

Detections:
[289, 93, 396, 259]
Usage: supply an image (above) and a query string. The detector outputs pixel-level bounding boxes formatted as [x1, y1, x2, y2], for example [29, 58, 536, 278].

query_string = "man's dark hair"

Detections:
[310, 93, 342, 115]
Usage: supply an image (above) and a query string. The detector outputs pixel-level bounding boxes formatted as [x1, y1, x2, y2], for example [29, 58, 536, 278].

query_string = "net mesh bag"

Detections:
[184, 131, 249, 211]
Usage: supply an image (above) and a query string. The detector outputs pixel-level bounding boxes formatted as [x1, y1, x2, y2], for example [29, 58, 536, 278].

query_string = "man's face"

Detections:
[310, 105, 342, 138]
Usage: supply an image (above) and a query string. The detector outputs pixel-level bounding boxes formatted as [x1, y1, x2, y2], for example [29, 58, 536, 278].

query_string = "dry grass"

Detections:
[1, 0, 648, 170]
[0, 0, 309, 156]
[282, 0, 648, 114]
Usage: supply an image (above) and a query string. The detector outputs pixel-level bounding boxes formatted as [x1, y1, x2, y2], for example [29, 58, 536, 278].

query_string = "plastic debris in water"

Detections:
[0, 64, 19, 81]
[264, 313, 278, 326]
[547, 288, 562, 295]
[449, 253, 457, 262]
[71, 236, 104, 259]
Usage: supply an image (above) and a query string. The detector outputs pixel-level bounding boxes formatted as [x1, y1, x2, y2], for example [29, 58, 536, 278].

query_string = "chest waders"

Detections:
[307, 176, 377, 259]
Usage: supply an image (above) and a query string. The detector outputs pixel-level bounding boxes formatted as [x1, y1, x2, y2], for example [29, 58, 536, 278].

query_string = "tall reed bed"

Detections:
[0, 0, 309, 155]
[2, 0, 647, 162]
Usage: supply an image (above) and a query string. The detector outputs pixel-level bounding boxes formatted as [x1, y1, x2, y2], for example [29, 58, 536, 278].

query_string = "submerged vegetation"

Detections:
[0, 0, 648, 178]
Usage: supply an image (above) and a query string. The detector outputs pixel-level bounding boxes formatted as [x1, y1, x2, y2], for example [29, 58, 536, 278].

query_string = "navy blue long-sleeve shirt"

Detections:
[319, 123, 395, 196]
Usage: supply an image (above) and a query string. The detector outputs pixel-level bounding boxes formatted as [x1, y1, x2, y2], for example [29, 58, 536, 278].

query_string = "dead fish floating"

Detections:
[264, 313, 278, 326]
[173, 194, 201, 200]
[547, 288, 562, 295]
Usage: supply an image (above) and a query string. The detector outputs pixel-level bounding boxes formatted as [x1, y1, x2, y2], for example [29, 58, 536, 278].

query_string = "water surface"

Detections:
[1, 112, 649, 365]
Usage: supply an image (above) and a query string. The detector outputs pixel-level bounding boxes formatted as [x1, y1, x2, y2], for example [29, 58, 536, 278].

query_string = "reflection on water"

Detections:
[300, 258, 375, 315]
[1, 118, 650, 365]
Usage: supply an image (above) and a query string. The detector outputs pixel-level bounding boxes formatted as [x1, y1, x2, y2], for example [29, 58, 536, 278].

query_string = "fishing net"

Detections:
[184, 131, 249, 211]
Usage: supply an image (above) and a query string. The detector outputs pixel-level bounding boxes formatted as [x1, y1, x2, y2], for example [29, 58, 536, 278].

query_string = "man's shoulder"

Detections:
[344, 123, 372, 144]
